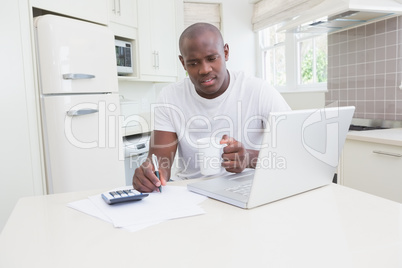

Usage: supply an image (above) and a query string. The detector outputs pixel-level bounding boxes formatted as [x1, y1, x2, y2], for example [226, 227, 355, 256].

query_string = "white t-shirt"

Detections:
[154, 70, 291, 175]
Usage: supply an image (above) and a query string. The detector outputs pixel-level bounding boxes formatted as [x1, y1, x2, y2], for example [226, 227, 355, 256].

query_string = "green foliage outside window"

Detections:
[301, 47, 327, 84]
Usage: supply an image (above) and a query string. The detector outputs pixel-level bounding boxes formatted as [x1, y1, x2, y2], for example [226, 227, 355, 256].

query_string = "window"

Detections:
[183, 2, 221, 30]
[259, 24, 327, 92]
[260, 24, 286, 86]
[298, 33, 328, 85]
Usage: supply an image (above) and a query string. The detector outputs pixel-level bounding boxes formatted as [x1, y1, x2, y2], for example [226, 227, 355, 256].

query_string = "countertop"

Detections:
[347, 128, 402, 147]
[121, 112, 151, 136]
[0, 181, 401, 268]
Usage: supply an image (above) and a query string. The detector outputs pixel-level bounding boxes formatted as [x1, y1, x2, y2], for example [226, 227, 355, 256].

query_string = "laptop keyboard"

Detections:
[225, 183, 252, 197]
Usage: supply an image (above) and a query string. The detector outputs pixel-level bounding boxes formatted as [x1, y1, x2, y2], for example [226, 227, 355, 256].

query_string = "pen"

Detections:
[152, 154, 162, 193]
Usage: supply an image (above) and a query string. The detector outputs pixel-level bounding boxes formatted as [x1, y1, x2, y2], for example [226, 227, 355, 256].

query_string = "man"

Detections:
[133, 23, 290, 192]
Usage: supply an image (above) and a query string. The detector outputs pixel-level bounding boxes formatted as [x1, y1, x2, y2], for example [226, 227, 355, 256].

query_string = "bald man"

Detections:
[133, 23, 290, 193]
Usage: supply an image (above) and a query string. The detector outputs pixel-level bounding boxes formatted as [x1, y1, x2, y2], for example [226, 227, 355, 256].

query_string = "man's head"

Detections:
[179, 23, 230, 99]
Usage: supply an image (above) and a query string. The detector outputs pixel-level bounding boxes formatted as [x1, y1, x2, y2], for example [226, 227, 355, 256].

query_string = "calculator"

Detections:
[101, 188, 149, 205]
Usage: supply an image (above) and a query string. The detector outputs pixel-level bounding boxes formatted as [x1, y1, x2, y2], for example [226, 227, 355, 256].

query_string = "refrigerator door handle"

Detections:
[66, 108, 99, 117]
[62, 73, 96, 80]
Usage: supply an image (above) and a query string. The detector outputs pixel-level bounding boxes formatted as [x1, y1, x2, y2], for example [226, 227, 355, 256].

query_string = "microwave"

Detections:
[115, 39, 133, 75]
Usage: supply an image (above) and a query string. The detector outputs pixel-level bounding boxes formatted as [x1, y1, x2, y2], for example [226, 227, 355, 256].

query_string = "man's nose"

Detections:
[199, 61, 212, 75]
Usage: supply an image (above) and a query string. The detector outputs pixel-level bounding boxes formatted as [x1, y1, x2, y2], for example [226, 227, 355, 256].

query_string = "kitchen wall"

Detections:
[326, 15, 402, 120]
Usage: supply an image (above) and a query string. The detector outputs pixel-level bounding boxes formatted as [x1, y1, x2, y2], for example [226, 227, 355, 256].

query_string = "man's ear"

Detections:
[179, 55, 186, 70]
[223, 44, 229, 61]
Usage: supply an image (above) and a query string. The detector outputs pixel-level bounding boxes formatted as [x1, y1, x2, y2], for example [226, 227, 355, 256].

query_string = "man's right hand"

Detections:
[132, 160, 167, 193]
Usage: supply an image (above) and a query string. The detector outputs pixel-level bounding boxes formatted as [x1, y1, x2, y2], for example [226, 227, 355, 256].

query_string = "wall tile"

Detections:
[375, 74, 385, 88]
[376, 20, 386, 34]
[385, 101, 395, 114]
[366, 88, 375, 100]
[366, 23, 375, 36]
[356, 25, 366, 38]
[386, 31, 397, 46]
[386, 45, 397, 60]
[366, 101, 375, 113]
[385, 86, 396, 100]
[327, 16, 402, 120]
[339, 31, 348, 43]
[386, 59, 397, 73]
[375, 61, 386, 74]
[366, 35, 375, 49]
[366, 49, 375, 62]
[396, 100, 402, 114]
[375, 47, 385, 61]
[365, 62, 375, 76]
[386, 17, 398, 32]
[385, 73, 396, 88]
[375, 33, 386, 48]
[375, 100, 385, 114]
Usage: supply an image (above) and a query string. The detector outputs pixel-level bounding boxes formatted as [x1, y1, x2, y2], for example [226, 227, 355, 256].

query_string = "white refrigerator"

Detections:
[34, 15, 125, 194]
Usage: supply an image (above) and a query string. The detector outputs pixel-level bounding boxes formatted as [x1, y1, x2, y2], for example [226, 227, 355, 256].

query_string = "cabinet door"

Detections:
[42, 94, 125, 193]
[137, 0, 178, 81]
[341, 140, 402, 203]
[150, 0, 178, 77]
[137, 0, 154, 77]
[109, 0, 137, 28]
[31, 0, 108, 25]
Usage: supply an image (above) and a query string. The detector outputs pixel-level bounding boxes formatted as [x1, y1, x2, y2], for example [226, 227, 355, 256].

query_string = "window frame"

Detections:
[258, 26, 328, 93]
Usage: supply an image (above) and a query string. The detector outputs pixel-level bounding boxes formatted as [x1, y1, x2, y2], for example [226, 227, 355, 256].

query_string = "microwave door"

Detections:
[115, 39, 133, 75]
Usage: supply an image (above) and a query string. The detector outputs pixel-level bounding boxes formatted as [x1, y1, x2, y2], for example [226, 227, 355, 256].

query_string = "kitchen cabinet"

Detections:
[109, 0, 137, 28]
[31, 0, 108, 25]
[339, 130, 402, 203]
[137, 0, 178, 82]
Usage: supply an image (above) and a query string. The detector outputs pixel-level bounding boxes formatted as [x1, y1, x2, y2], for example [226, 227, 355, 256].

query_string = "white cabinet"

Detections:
[109, 0, 137, 28]
[31, 0, 108, 25]
[340, 139, 402, 203]
[137, 0, 178, 82]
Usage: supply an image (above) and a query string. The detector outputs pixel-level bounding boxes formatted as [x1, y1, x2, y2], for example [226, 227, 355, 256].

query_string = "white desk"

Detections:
[0, 181, 401, 268]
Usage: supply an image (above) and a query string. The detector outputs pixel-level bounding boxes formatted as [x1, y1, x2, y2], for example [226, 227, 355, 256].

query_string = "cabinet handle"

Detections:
[152, 51, 157, 69]
[63, 73, 95, 80]
[117, 0, 121, 15]
[66, 108, 99, 117]
[112, 0, 116, 13]
[156, 51, 159, 69]
[372, 150, 402, 157]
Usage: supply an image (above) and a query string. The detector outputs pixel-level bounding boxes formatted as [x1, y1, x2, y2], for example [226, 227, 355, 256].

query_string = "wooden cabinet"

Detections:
[340, 139, 402, 203]
[137, 0, 178, 82]
[31, 0, 108, 25]
[109, 0, 137, 28]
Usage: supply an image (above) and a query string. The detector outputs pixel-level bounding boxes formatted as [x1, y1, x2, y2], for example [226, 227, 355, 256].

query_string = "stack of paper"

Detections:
[68, 186, 207, 232]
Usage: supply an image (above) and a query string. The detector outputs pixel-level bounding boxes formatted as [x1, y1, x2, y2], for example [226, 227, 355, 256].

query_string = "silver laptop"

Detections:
[187, 106, 355, 209]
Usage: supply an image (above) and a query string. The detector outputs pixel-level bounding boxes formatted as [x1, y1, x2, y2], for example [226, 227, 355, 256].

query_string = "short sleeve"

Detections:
[153, 88, 176, 133]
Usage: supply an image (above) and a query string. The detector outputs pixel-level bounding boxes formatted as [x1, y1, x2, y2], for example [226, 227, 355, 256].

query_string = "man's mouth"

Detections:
[200, 77, 215, 86]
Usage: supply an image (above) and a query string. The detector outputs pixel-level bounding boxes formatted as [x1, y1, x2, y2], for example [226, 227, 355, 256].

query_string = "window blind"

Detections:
[252, 0, 324, 31]
[183, 2, 221, 30]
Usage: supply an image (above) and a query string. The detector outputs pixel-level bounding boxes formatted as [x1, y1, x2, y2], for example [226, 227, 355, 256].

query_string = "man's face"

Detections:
[179, 31, 229, 99]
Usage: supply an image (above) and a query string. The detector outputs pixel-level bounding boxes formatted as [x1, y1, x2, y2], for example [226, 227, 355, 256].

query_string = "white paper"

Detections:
[68, 186, 207, 232]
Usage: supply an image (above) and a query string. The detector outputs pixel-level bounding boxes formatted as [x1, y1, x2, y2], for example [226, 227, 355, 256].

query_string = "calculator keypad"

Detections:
[101, 188, 148, 204]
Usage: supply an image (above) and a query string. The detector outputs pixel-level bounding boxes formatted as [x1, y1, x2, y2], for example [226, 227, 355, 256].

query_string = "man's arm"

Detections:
[133, 130, 178, 192]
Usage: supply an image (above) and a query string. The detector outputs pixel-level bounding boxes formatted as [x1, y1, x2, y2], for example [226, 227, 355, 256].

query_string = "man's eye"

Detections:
[209, 57, 217, 61]
[189, 62, 197, 66]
